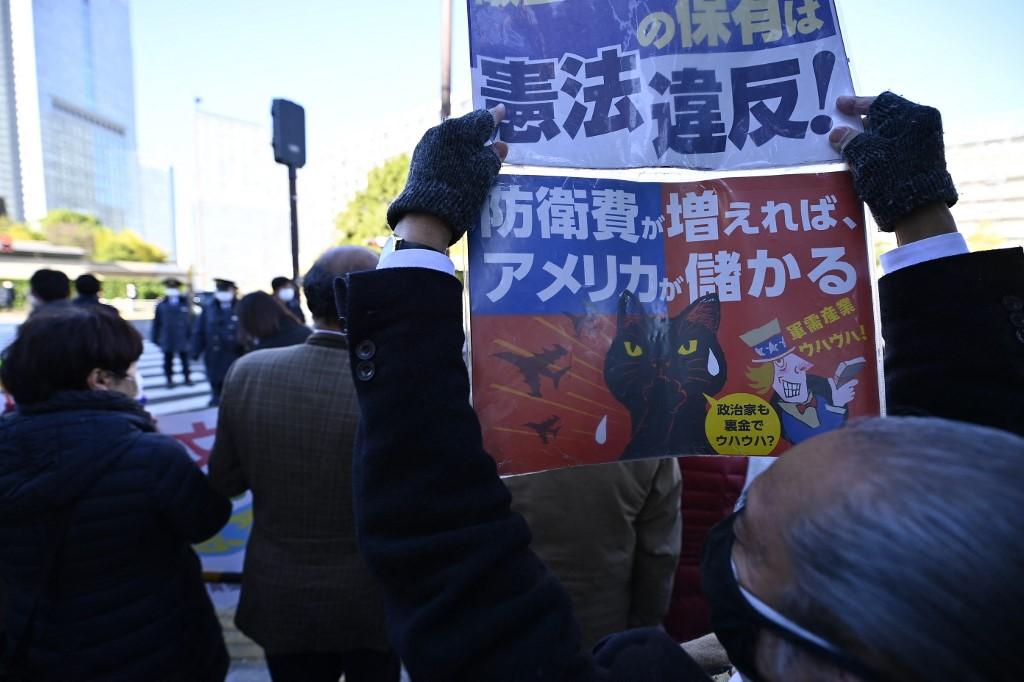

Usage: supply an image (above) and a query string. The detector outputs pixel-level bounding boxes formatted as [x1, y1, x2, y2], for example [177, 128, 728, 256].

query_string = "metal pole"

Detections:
[288, 164, 299, 283]
[440, 0, 453, 120]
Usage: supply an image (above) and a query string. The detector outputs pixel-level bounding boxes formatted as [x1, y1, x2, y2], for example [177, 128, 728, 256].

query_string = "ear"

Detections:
[85, 368, 108, 391]
[616, 289, 648, 332]
[677, 294, 721, 333]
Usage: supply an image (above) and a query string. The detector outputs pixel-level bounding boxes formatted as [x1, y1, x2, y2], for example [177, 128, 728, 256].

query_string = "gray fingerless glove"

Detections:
[842, 92, 958, 231]
[387, 110, 502, 245]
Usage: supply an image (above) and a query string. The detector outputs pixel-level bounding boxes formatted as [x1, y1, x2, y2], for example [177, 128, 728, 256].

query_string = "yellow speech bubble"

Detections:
[704, 393, 781, 456]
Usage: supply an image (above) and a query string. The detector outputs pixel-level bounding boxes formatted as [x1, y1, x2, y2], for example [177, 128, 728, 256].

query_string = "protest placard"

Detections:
[468, 170, 880, 475]
[156, 408, 250, 576]
[468, 0, 858, 169]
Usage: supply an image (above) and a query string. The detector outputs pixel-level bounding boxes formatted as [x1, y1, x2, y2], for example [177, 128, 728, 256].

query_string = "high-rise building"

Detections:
[0, 0, 22, 220]
[8, 0, 139, 229]
[138, 160, 176, 261]
[191, 109, 291, 291]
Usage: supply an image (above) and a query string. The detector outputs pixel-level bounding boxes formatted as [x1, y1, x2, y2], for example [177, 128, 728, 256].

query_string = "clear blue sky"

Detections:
[131, 0, 1024, 165]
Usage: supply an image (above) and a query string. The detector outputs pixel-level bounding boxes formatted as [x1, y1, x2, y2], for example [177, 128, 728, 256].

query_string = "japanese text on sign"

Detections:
[468, 0, 859, 169]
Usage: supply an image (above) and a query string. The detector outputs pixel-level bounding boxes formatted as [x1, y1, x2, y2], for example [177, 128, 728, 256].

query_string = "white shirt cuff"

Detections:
[378, 248, 456, 276]
[880, 232, 969, 275]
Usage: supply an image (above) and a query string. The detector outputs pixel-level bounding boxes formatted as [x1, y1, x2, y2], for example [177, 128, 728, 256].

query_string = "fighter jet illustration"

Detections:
[493, 344, 571, 397]
[563, 311, 590, 339]
[524, 415, 562, 444]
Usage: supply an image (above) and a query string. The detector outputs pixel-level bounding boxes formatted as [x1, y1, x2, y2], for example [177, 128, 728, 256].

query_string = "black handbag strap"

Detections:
[1, 504, 77, 678]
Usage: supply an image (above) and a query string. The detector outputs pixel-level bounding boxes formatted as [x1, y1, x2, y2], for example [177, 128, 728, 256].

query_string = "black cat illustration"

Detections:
[604, 291, 727, 458]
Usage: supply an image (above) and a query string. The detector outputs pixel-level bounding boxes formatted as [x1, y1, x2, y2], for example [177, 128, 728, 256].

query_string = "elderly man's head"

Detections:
[703, 416, 1024, 682]
[303, 246, 378, 329]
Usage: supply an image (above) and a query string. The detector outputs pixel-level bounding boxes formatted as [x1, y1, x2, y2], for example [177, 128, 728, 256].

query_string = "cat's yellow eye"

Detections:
[624, 341, 643, 357]
[677, 339, 698, 356]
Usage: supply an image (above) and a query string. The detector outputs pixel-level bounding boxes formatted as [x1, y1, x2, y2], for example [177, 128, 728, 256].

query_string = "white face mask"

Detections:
[166, 288, 180, 298]
[277, 287, 295, 303]
[214, 291, 233, 303]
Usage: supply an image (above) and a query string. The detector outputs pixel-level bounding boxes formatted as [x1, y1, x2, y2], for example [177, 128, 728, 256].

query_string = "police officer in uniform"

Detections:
[271, 275, 305, 323]
[152, 278, 194, 388]
[192, 278, 243, 406]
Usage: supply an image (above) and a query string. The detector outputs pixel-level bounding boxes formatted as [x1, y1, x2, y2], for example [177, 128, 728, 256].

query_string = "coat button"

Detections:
[1011, 311, 1024, 328]
[1003, 295, 1023, 312]
[356, 340, 376, 360]
[356, 361, 375, 381]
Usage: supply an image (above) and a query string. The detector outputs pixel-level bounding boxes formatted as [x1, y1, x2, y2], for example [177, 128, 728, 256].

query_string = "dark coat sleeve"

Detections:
[338, 268, 708, 682]
[152, 303, 162, 344]
[208, 363, 249, 498]
[880, 247, 1024, 437]
[191, 307, 207, 360]
[145, 434, 232, 544]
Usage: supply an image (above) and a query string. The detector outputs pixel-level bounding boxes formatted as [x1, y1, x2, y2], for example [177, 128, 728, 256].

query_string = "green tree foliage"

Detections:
[335, 154, 410, 246]
[0, 216, 45, 241]
[41, 209, 103, 251]
[38, 209, 166, 263]
[93, 228, 167, 263]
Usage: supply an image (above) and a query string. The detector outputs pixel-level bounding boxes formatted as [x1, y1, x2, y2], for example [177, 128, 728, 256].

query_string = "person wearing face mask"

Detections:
[271, 276, 305, 323]
[152, 278, 194, 388]
[0, 307, 231, 681]
[330, 94, 1024, 682]
[192, 278, 244, 406]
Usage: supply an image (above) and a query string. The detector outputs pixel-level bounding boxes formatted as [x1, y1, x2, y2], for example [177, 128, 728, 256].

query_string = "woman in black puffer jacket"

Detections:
[0, 307, 231, 681]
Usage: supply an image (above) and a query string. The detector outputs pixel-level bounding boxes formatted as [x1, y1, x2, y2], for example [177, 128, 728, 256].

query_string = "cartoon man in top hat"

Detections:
[741, 319, 859, 445]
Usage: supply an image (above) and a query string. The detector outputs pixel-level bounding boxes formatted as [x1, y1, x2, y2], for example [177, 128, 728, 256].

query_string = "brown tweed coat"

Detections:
[208, 331, 389, 655]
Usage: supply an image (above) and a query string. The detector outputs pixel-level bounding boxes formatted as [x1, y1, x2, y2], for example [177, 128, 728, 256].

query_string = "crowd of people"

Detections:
[0, 91, 1020, 682]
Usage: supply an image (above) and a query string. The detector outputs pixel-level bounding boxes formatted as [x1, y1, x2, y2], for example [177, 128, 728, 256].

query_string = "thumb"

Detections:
[829, 126, 861, 153]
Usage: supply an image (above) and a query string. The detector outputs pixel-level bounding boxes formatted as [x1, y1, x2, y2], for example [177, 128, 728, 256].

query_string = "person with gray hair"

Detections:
[702, 417, 1024, 682]
[208, 245, 398, 682]
[327, 92, 1023, 682]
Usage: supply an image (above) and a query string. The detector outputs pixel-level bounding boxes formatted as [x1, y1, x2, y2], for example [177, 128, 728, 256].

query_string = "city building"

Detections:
[190, 109, 291, 291]
[7, 0, 139, 229]
[0, 0, 21, 220]
[138, 160, 176, 260]
[945, 111, 1024, 250]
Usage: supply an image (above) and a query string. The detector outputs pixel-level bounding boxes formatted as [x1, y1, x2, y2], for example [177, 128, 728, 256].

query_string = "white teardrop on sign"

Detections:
[708, 350, 720, 377]
[595, 415, 608, 445]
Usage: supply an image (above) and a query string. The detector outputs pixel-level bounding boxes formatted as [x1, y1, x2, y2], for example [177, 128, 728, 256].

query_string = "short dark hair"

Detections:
[236, 291, 298, 342]
[29, 269, 70, 302]
[301, 266, 336, 322]
[75, 273, 101, 296]
[271, 276, 292, 291]
[1, 307, 143, 404]
[303, 246, 378, 322]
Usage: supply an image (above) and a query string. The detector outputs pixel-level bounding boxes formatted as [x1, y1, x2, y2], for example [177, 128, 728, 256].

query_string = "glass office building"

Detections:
[0, 0, 22, 220]
[10, 0, 139, 229]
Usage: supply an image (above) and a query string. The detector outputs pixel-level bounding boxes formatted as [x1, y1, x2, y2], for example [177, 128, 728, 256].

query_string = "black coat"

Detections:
[283, 297, 305, 323]
[336, 248, 1024, 682]
[71, 295, 120, 317]
[192, 301, 243, 385]
[338, 268, 710, 682]
[881, 248, 1024, 437]
[0, 391, 231, 681]
[153, 297, 194, 353]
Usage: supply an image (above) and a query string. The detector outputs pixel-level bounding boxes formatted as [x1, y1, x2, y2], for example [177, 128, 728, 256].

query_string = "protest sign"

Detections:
[468, 0, 859, 169]
[468, 170, 880, 475]
[156, 408, 250, 576]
